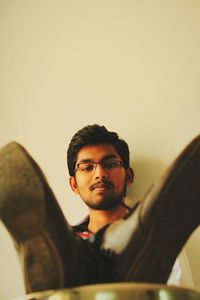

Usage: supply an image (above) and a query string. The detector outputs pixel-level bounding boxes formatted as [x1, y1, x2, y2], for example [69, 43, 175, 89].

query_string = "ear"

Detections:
[125, 167, 134, 185]
[69, 176, 79, 194]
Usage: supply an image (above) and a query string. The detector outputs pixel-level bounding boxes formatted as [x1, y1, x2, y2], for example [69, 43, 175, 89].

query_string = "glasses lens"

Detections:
[103, 160, 122, 170]
[78, 162, 95, 172]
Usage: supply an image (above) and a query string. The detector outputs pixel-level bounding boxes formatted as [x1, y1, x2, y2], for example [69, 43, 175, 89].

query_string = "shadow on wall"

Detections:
[126, 157, 167, 208]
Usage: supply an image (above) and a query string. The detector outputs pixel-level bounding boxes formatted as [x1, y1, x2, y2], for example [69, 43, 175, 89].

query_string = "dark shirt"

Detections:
[72, 216, 93, 239]
[72, 203, 138, 239]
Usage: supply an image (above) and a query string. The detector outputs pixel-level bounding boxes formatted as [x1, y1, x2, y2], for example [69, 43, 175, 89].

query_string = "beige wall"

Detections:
[0, 1, 200, 299]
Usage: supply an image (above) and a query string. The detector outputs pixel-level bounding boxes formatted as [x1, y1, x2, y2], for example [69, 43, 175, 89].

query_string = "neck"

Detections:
[88, 204, 127, 234]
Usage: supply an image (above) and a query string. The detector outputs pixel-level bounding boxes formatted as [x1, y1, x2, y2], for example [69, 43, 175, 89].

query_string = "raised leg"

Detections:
[98, 135, 200, 283]
[0, 142, 104, 292]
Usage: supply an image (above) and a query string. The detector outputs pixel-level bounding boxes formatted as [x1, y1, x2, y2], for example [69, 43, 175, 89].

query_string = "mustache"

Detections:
[90, 180, 114, 191]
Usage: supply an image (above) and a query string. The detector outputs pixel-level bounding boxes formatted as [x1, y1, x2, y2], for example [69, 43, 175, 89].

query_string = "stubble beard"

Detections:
[84, 187, 126, 211]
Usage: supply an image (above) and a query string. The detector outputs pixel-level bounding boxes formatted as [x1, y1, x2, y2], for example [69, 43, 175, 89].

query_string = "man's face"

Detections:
[69, 144, 133, 210]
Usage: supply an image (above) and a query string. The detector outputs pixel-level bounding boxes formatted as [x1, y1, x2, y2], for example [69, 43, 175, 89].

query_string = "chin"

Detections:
[86, 197, 122, 210]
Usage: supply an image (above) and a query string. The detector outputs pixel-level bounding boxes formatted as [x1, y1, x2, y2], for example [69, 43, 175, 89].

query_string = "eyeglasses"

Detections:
[74, 160, 124, 174]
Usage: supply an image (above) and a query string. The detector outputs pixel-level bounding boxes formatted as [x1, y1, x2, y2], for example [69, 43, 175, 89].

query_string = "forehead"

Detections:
[76, 144, 121, 162]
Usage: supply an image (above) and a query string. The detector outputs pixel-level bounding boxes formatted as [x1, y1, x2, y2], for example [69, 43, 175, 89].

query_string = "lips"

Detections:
[90, 181, 113, 191]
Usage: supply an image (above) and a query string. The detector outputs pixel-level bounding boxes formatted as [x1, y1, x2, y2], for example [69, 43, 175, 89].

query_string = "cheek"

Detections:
[76, 176, 90, 191]
[112, 171, 126, 187]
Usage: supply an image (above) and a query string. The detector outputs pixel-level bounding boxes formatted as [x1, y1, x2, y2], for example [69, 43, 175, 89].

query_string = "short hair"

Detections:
[67, 124, 130, 176]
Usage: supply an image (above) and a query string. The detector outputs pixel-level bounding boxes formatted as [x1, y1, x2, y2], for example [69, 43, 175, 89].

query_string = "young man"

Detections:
[67, 124, 134, 238]
[0, 125, 198, 293]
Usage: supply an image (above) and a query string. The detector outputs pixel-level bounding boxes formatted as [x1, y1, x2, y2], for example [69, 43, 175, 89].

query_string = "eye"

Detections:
[103, 161, 119, 169]
[81, 163, 94, 172]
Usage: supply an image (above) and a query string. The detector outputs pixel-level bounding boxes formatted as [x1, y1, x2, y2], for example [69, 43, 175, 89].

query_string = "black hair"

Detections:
[67, 124, 130, 176]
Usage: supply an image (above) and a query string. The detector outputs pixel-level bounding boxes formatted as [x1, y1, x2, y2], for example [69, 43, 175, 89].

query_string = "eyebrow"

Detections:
[77, 154, 119, 164]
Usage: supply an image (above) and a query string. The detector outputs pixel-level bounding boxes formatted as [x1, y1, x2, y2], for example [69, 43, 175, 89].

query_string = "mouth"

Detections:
[90, 182, 113, 191]
[93, 186, 108, 192]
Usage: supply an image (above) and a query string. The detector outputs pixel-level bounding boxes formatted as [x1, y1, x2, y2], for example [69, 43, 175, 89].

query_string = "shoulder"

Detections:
[72, 215, 89, 232]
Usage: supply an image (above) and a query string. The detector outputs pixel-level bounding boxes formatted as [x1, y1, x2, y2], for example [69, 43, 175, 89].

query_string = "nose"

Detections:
[94, 163, 108, 179]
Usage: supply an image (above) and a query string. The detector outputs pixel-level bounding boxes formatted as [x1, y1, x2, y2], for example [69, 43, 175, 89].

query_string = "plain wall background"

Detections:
[0, 1, 200, 299]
